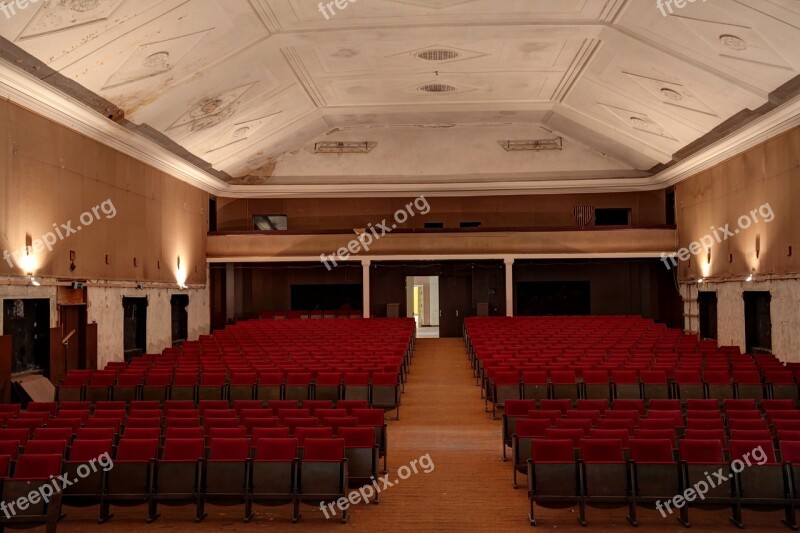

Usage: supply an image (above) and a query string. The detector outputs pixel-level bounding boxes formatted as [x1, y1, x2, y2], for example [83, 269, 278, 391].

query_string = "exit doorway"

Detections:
[406, 276, 440, 338]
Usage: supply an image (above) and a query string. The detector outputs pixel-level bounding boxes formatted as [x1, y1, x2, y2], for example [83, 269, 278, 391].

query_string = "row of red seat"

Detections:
[0, 436, 366, 528]
[522, 436, 800, 528]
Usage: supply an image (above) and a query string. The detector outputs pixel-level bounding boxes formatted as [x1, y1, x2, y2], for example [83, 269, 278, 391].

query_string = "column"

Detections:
[504, 258, 514, 317]
[362, 259, 371, 318]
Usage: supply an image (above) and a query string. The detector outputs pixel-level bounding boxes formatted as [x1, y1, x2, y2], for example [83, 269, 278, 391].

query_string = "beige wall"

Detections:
[0, 99, 210, 367]
[0, 100, 208, 284]
[676, 125, 800, 362]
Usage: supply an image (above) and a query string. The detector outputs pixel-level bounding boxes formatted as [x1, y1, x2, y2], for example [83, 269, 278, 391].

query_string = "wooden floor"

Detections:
[58, 338, 791, 532]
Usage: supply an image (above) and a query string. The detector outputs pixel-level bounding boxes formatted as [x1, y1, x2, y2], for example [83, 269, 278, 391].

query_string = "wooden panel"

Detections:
[0, 336, 11, 402]
[86, 322, 98, 371]
[216, 191, 667, 232]
[57, 287, 86, 305]
[208, 228, 677, 260]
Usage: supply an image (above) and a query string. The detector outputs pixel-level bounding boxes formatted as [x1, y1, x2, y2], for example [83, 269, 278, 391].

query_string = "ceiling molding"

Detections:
[2, 54, 799, 198]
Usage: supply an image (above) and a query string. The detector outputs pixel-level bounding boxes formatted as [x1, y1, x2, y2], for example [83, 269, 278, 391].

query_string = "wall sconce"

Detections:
[69, 250, 76, 272]
[755, 234, 761, 259]
[707, 248, 712, 264]
[746, 269, 755, 282]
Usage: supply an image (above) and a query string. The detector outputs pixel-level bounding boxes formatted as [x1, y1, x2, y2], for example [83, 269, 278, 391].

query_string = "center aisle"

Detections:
[349, 337, 530, 531]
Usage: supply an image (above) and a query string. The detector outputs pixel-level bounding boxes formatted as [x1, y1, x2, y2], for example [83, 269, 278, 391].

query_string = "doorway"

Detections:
[171, 295, 189, 347]
[698, 292, 718, 340]
[3, 299, 50, 376]
[406, 276, 439, 338]
[743, 291, 771, 353]
[59, 305, 88, 378]
[123, 297, 148, 363]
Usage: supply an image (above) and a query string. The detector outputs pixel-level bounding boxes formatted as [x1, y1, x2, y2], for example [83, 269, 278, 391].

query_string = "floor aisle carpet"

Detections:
[57, 338, 789, 532]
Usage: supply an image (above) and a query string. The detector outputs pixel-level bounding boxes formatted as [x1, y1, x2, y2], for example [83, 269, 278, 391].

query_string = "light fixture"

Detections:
[500, 137, 563, 152]
[697, 278, 705, 284]
[745, 271, 754, 282]
[29, 276, 40, 287]
[176, 256, 188, 289]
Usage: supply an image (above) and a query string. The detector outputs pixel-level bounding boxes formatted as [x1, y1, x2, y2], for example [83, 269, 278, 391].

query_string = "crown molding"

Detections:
[2, 58, 799, 199]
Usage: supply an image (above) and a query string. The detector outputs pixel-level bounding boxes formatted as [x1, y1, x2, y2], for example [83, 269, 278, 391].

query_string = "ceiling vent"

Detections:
[418, 83, 457, 94]
[415, 48, 460, 62]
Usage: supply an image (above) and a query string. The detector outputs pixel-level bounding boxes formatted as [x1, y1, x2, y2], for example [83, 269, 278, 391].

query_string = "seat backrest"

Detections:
[683, 429, 726, 441]
[679, 439, 725, 464]
[590, 429, 630, 447]
[634, 429, 675, 442]
[25, 440, 68, 456]
[532, 439, 575, 463]
[685, 399, 719, 411]
[255, 438, 298, 461]
[33, 427, 73, 442]
[630, 439, 674, 464]
[544, 428, 584, 446]
[516, 419, 552, 438]
[303, 438, 345, 462]
[503, 400, 537, 417]
[648, 399, 681, 411]
[612, 399, 646, 414]
[13, 454, 62, 479]
[165, 427, 205, 439]
[125, 427, 162, 440]
[209, 438, 250, 461]
[162, 438, 205, 461]
[69, 439, 113, 462]
[116, 438, 160, 461]
[539, 400, 571, 414]
[252, 427, 291, 440]
[338, 427, 375, 448]
[729, 440, 776, 465]
[779, 441, 800, 464]
[295, 427, 333, 446]
[725, 399, 758, 411]
[730, 429, 773, 441]
[0, 440, 20, 459]
[0, 428, 30, 445]
[580, 438, 625, 463]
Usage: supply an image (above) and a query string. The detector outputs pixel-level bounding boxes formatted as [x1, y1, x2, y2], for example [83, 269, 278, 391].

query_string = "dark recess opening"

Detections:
[3, 299, 50, 376]
[122, 297, 148, 363]
[460, 222, 481, 228]
[743, 291, 771, 353]
[424, 222, 444, 229]
[208, 197, 217, 232]
[290, 284, 363, 312]
[698, 292, 718, 340]
[665, 189, 676, 226]
[595, 208, 631, 226]
[171, 294, 189, 346]
[516, 281, 591, 316]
